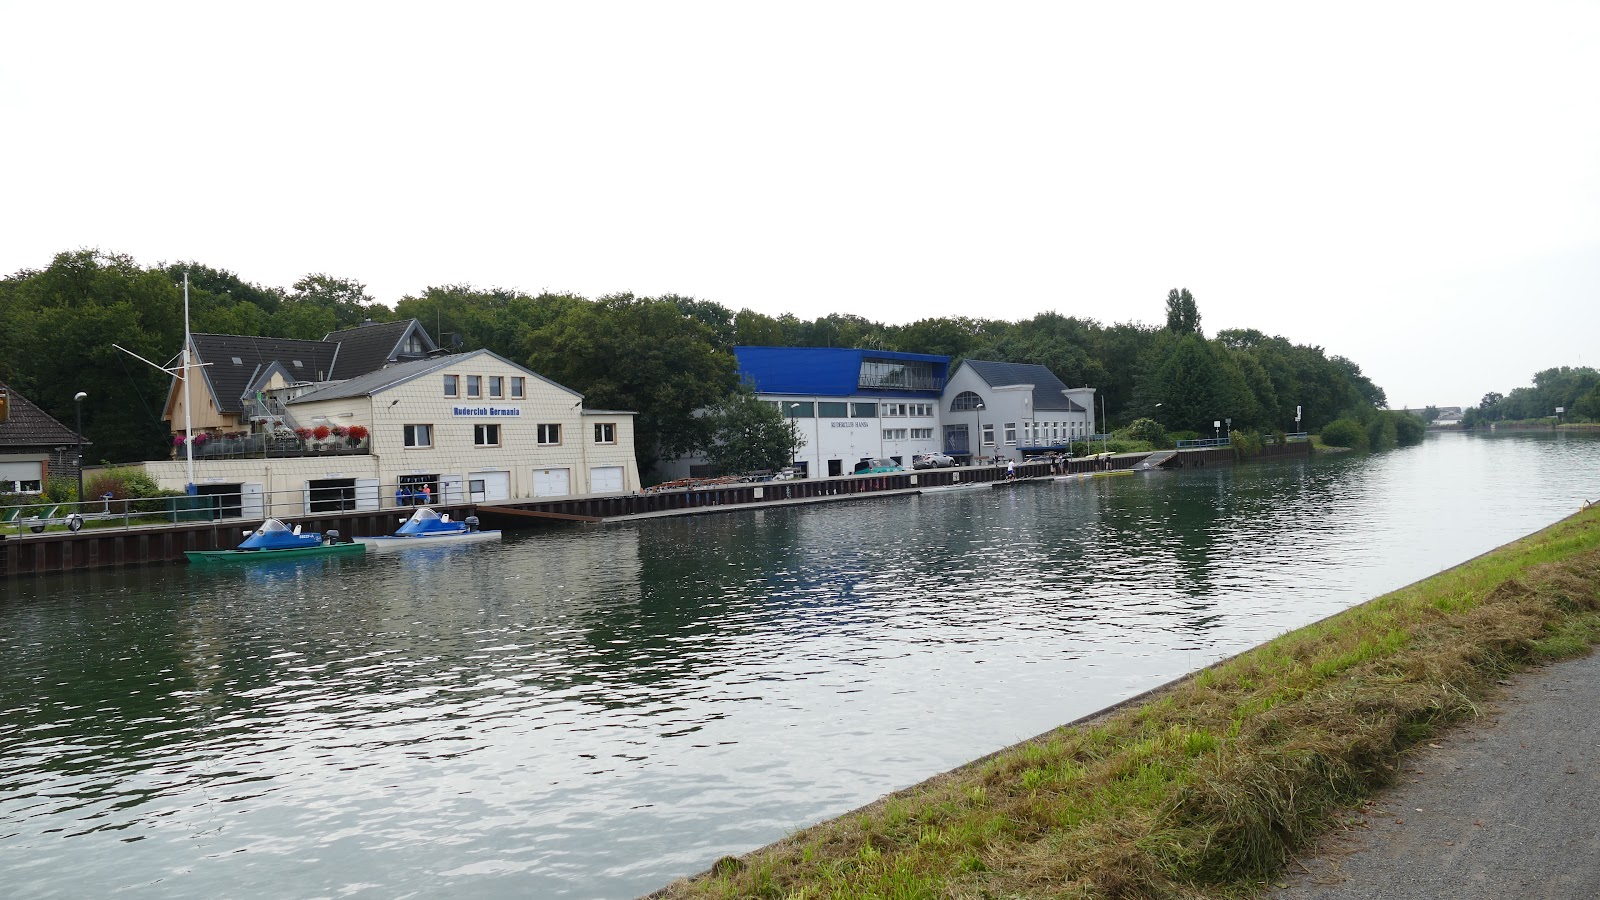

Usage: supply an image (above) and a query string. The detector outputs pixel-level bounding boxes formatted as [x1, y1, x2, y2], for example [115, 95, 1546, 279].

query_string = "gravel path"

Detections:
[1273, 650, 1600, 899]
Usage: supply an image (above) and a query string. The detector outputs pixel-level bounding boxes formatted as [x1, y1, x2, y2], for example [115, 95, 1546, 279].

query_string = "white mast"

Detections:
[183, 271, 194, 488]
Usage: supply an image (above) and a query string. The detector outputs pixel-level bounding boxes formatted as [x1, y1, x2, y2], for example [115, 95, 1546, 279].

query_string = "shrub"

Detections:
[1121, 418, 1168, 448]
[1320, 418, 1370, 452]
[86, 467, 164, 500]
[1230, 430, 1264, 458]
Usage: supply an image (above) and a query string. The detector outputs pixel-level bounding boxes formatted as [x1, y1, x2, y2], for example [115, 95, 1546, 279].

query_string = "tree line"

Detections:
[2, 250, 1415, 476]
[1461, 367, 1600, 427]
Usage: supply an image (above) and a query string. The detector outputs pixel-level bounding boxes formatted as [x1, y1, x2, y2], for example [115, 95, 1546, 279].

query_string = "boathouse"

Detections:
[142, 343, 640, 514]
[941, 360, 1097, 464]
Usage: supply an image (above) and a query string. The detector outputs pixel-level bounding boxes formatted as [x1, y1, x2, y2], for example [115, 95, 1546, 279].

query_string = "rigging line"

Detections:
[116, 351, 161, 423]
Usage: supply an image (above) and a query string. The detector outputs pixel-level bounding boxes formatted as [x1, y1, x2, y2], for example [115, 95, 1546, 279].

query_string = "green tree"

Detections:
[701, 388, 800, 475]
[1164, 287, 1201, 335]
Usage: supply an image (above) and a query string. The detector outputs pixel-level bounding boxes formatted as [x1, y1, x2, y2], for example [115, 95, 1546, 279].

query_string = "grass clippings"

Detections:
[655, 504, 1600, 900]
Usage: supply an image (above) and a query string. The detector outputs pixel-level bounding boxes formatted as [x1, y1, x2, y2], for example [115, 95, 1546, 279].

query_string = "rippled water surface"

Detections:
[4, 431, 1599, 898]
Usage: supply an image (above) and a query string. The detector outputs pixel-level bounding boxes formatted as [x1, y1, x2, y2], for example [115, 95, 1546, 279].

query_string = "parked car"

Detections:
[912, 453, 957, 469]
[853, 458, 903, 475]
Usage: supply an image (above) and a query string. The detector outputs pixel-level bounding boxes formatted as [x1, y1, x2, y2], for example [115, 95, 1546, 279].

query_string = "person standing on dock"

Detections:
[421, 484, 432, 505]
[1006, 459, 1016, 480]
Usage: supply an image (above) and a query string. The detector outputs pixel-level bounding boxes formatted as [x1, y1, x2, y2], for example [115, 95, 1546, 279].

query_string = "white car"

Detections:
[913, 453, 956, 469]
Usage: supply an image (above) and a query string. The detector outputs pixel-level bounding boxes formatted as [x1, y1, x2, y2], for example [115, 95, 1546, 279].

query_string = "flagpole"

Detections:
[183, 272, 194, 489]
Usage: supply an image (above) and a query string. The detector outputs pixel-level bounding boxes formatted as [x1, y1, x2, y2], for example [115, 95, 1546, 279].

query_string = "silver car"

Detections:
[913, 453, 957, 469]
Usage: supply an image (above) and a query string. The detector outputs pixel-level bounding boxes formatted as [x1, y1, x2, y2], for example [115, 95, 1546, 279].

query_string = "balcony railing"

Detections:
[179, 433, 371, 460]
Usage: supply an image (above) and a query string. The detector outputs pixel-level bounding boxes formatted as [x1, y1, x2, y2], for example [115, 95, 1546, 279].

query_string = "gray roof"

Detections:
[190, 334, 339, 414]
[323, 320, 436, 379]
[0, 383, 86, 448]
[959, 359, 1087, 412]
[287, 349, 582, 404]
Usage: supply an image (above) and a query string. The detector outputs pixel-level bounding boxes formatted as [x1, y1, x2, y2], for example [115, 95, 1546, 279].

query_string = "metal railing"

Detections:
[2, 480, 459, 538]
[1174, 437, 1233, 449]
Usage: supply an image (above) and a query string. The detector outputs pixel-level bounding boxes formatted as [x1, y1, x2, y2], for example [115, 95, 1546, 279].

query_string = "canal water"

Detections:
[3, 431, 1598, 899]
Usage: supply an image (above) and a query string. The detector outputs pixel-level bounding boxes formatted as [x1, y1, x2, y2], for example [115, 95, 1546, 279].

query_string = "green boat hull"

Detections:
[185, 542, 368, 563]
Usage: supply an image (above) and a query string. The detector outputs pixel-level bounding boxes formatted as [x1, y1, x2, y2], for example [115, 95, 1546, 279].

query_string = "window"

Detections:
[909, 403, 933, 417]
[5, 479, 42, 493]
[594, 422, 616, 444]
[851, 402, 877, 418]
[982, 424, 995, 446]
[783, 402, 815, 418]
[405, 334, 426, 354]
[474, 423, 501, 447]
[489, 376, 504, 399]
[884, 428, 908, 440]
[537, 423, 561, 445]
[511, 377, 525, 399]
[857, 358, 943, 392]
[817, 401, 848, 418]
[1004, 423, 1017, 445]
[881, 402, 908, 417]
[404, 424, 433, 448]
[950, 391, 984, 411]
[910, 428, 933, 440]
[467, 375, 482, 398]
[443, 375, 459, 397]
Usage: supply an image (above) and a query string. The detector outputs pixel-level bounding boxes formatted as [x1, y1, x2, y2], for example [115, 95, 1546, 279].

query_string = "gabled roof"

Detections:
[189, 334, 339, 415]
[958, 359, 1086, 412]
[287, 349, 581, 404]
[323, 320, 437, 379]
[0, 383, 86, 448]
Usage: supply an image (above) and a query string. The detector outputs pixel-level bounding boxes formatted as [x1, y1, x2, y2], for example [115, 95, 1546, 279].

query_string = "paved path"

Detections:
[1274, 650, 1600, 899]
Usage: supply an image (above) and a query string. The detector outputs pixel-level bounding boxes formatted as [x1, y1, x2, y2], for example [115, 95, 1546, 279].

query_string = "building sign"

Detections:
[452, 406, 523, 417]
[829, 421, 870, 428]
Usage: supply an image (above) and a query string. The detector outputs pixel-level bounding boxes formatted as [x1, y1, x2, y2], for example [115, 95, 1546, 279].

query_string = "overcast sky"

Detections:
[4, 2, 1596, 409]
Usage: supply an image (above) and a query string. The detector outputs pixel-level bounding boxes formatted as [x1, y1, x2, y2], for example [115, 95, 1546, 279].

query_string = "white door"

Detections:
[241, 482, 264, 520]
[301, 482, 313, 515]
[474, 470, 511, 502]
[589, 466, 624, 494]
[440, 475, 465, 505]
[354, 478, 380, 511]
[532, 467, 570, 497]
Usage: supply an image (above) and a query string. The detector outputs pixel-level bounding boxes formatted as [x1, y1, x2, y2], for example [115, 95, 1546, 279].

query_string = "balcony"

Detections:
[178, 432, 371, 460]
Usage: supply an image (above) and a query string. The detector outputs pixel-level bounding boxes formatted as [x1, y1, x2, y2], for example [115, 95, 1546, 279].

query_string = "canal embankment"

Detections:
[652, 501, 1600, 899]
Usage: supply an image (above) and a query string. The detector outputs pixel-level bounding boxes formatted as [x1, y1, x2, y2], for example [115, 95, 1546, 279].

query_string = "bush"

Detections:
[1230, 430, 1264, 458]
[86, 467, 163, 501]
[1169, 430, 1200, 444]
[1120, 418, 1168, 448]
[1320, 418, 1370, 452]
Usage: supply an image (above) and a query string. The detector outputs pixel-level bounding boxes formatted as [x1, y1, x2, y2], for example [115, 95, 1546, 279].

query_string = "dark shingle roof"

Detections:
[960, 360, 1087, 412]
[0, 383, 86, 448]
[190, 334, 339, 415]
[324, 320, 436, 379]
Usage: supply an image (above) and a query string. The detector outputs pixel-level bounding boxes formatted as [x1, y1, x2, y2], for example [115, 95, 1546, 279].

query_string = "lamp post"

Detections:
[787, 403, 802, 472]
[73, 392, 87, 502]
[1225, 417, 1232, 444]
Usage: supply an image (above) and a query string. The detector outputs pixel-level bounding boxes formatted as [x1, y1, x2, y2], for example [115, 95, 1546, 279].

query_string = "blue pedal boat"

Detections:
[186, 517, 367, 563]
[355, 507, 501, 552]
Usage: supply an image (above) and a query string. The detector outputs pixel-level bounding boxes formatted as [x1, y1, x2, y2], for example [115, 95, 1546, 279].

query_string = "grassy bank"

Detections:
[658, 504, 1600, 899]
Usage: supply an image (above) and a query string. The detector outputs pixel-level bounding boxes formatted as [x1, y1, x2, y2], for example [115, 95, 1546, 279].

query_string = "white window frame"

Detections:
[537, 423, 562, 446]
[404, 424, 433, 448]
[982, 424, 995, 447]
[593, 422, 616, 444]
[488, 376, 504, 399]
[443, 374, 459, 398]
[467, 375, 482, 398]
[910, 427, 933, 440]
[474, 423, 501, 447]
[510, 377, 525, 399]
[1004, 423, 1017, 445]
[884, 428, 908, 440]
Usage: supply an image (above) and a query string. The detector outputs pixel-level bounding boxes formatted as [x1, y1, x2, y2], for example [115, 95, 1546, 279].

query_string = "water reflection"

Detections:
[2, 432, 1598, 898]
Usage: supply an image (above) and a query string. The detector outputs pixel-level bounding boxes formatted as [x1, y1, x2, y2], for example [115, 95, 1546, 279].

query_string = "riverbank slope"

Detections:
[654, 503, 1600, 899]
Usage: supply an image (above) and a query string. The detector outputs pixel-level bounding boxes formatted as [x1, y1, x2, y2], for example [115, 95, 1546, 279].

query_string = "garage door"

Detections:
[473, 470, 511, 502]
[532, 467, 569, 497]
[589, 466, 624, 494]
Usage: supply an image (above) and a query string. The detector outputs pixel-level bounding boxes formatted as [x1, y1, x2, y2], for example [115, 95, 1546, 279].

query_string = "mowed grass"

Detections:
[657, 504, 1600, 900]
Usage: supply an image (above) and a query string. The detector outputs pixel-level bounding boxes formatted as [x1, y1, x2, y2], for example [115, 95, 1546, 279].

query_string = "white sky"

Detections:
[4, 2, 1596, 410]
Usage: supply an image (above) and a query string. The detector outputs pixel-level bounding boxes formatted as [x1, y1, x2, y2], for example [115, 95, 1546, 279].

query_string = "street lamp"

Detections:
[73, 391, 87, 502]
[1225, 417, 1232, 443]
[787, 403, 803, 471]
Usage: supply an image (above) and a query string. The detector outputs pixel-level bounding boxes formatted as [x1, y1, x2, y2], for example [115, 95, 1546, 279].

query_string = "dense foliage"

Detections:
[2, 249, 1413, 474]
[1461, 367, 1600, 427]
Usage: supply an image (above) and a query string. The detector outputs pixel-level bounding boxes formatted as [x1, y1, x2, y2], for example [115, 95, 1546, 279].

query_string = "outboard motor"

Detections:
[465, 516, 480, 533]
[326, 529, 342, 545]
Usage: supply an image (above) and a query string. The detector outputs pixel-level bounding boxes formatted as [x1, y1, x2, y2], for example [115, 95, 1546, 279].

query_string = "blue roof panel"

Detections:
[734, 347, 950, 397]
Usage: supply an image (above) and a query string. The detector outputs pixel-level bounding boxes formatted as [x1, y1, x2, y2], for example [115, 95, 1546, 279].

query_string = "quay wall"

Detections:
[2, 443, 1310, 577]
